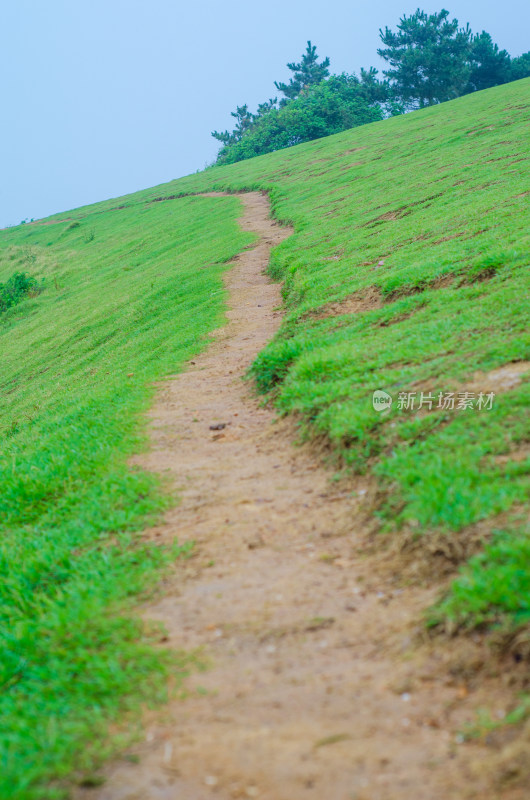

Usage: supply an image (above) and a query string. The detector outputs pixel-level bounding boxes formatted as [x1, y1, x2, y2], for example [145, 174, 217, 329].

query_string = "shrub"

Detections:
[0, 271, 39, 314]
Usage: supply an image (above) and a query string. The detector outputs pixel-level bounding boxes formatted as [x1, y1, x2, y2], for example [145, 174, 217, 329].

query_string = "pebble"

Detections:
[163, 741, 173, 764]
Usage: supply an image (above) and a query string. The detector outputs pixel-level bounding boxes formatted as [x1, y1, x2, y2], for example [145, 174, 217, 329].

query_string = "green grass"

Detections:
[147, 78, 528, 635]
[1, 78, 529, 794]
[0, 271, 40, 314]
[430, 523, 530, 630]
[0, 196, 252, 798]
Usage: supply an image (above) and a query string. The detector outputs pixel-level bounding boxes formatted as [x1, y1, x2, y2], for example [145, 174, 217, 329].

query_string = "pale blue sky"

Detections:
[1, 0, 528, 227]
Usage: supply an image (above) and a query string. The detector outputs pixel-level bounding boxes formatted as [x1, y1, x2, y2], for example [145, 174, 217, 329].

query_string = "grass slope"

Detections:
[0, 197, 252, 798]
[124, 79, 528, 636]
[1, 79, 528, 794]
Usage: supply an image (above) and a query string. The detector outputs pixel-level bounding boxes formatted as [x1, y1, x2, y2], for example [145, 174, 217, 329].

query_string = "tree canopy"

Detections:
[274, 41, 331, 102]
[378, 9, 472, 108]
[215, 74, 384, 165]
[212, 9, 530, 164]
[466, 31, 512, 93]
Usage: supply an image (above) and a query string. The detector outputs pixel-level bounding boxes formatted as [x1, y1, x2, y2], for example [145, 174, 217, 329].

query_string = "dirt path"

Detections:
[81, 193, 522, 800]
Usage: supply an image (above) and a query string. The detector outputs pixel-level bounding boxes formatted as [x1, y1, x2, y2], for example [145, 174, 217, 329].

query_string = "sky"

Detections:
[1, 0, 528, 227]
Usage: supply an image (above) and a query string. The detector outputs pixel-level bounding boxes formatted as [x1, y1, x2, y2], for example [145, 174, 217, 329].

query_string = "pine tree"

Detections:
[466, 31, 511, 93]
[274, 41, 330, 102]
[256, 98, 278, 117]
[358, 67, 389, 104]
[378, 9, 471, 108]
[211, 105, 254, 146]
[508, 51, 530, 81]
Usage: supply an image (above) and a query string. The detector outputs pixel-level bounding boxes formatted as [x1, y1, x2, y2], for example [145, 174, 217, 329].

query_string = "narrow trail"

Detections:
[82, 193, 519, 800]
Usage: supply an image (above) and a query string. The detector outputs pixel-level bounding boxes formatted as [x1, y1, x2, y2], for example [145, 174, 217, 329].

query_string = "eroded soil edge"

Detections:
[80, 192, 525, 800]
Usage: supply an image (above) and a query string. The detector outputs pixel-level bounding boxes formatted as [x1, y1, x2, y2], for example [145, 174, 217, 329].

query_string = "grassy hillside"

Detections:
[1, 78, 528, 796]
[145, 78, 529, 633]
[0, 198, 252, 797]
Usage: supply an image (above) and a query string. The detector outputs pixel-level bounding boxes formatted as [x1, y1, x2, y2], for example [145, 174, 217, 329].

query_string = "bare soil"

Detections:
[79, 193, 527, 800]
